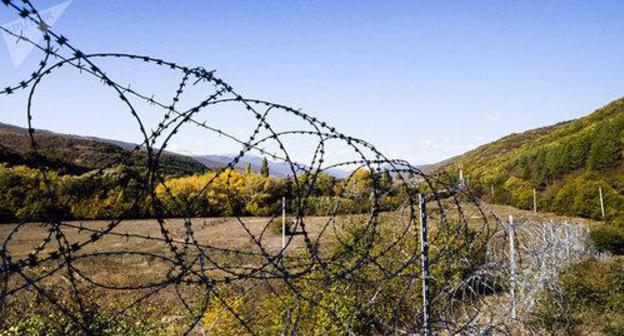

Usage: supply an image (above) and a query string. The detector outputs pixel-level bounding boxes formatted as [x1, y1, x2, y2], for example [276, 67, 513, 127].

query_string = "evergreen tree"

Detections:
[245, 162, 252, 174]
[544, 147, 564, 182]
[521, 163, 532, 180]
[260, 157, 270, 177]
[588, 122, 622, 171]
[382, 169, 393, 190]
[568, 133, 592, 169]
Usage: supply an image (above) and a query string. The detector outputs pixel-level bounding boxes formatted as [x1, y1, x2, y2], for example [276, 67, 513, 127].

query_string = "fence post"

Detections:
[533, 188, 537, 213]
[419, 194, 431, 335]
[491, 184, 495, 198]
[508, 215, 517, 320]
[564, 221, 571, 259]
[599, 187, 605, 218]
[282, 196, 286, 250]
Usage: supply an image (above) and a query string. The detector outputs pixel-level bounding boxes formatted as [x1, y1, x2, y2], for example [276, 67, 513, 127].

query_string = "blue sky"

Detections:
[2, 1, 624, 165]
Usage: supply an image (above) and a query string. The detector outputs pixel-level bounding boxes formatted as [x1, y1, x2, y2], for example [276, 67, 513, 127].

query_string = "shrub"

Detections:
[590, 225, 624, 255]
[0, 296, 172, 336]
[529, 259, 624, 335]
[558, 259, 624, 313]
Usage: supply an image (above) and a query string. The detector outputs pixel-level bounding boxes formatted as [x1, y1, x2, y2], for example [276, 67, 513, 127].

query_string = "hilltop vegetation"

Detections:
[438, 98, 624, 226]
[0, 123, 207, 176]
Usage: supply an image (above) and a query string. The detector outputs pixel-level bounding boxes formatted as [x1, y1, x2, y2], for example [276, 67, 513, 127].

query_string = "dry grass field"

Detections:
[0, 204, 602, 335]
[1, 216, 335, 259]
[0, 203, 597, 287]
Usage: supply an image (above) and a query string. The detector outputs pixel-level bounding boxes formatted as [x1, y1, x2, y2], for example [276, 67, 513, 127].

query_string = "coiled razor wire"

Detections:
[442, 215, 607, 335]
[0, 2, 603, 335]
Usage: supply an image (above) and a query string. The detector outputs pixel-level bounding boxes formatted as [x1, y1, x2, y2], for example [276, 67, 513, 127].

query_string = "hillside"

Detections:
[436, 97, 624, 224]
[0, 123, 207, 176]
[0, 123, 351, 179]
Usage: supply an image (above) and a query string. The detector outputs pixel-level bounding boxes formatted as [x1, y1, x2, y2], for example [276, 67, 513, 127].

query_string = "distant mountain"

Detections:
[418, 156, 458, 174]
[194, 154, 351, 178]
[434, 97, 624, 223]
[0, 123, 207, 176]
[0, 122, 351, 179]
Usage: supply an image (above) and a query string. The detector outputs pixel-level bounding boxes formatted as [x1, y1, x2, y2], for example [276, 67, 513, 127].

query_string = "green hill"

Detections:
[0, 123, 207, 176]
[437, 97, 624, 225]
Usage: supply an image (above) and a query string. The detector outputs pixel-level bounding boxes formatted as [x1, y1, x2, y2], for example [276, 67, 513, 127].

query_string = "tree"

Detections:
[544, 146, 565, 183]
[588, 122, 622, 171]
[382, 169, 393, 190]
[521, 163, 532, 180]
[566, 133, 592, 170]
[313, 172, 336, 196]
[245, 162, 252, 174]
[260, 157, 270, 177]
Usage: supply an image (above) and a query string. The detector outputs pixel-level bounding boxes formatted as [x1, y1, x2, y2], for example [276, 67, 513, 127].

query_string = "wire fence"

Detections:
[0, 1, 605, 335]
[442, 215, 607, 334]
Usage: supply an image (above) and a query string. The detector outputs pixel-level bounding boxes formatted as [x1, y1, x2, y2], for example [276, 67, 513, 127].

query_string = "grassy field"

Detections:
[0, 203, 597, 256]
[0, 204, 605, 335]
[1, 216, 337, 258]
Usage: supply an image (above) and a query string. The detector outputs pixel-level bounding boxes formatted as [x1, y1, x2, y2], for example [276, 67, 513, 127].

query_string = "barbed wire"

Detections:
[439, 215, 607, 334]
[0, 1, 598, 335]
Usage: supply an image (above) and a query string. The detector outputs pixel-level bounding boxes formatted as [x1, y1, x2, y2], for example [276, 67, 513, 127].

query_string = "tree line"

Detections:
[0, 162, 401, 222]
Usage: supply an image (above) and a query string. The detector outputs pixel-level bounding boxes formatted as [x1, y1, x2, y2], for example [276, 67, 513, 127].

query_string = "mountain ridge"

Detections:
[0, 122, 207, 176]
[0, 122, 350, 178]
[194, 154, 351, 178]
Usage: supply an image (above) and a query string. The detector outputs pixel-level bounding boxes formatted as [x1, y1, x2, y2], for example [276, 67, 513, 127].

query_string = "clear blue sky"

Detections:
[2, 0, 624, 165]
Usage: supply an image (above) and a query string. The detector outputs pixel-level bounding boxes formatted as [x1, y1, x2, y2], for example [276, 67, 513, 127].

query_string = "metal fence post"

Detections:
[282, 196, 286, 250]
[419, 193, 431, 335]
[564, 221, 571, 259]
[599, 187, 605, 218]
[508, 215, 517, 319]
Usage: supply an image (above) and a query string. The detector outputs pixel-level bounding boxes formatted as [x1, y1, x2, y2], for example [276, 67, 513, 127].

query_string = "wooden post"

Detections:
[282, 196, 286, 250]
[491, 184, 495, 198]
[458, 163, 464, 185]
[419, 194, 431, 335]
[533, 188, 537, 213]
[599, 187, 605, 218]
[508, 215, 517, 319]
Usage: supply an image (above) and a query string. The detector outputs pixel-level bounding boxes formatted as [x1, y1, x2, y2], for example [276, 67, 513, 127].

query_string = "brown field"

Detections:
[0, 203, 596, 258]
[1, 216, 335, 259]
[0, 203, 597, 290]
[0, 204, 600, 334]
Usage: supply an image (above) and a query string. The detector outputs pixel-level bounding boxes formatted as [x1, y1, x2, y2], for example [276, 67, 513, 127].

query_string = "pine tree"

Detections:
[245, 162, 252, 174]
[568, 133, 592, 169]
[521, 163, 532, 180]
[382, 169, 393, 190]
[588, 122, 622, 171]
[260, 157, 270, 177]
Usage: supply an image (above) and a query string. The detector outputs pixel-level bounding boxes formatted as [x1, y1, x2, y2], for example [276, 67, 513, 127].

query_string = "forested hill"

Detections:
[436, 97, 624, 225]
[0, 123, 207, 176]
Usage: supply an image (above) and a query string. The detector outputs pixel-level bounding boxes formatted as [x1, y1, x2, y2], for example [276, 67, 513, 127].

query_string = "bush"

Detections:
[529, 258, 624, 335]
[559, 259, 624, 313]
[503, 176, 534, 210]
[590, 225, 624, 254]
[0, 296, 172, 336]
